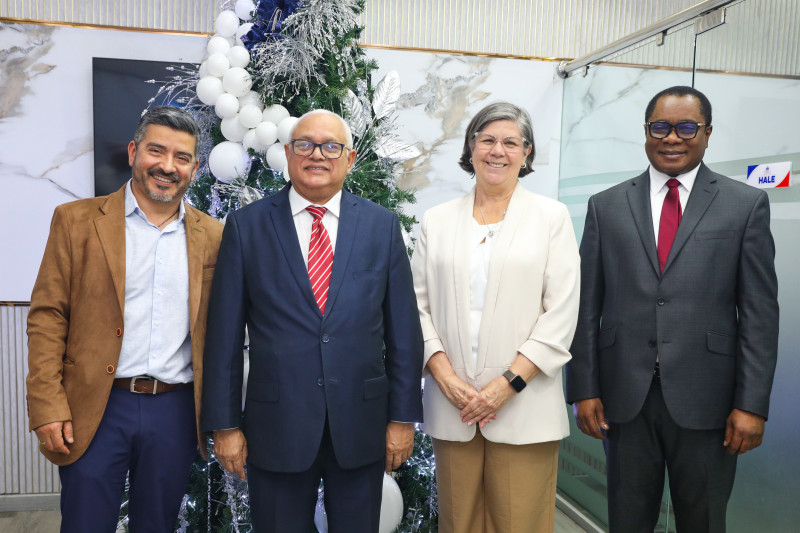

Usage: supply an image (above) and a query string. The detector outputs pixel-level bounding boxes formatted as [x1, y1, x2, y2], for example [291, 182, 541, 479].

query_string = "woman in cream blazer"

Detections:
[411, 102, 580, 533]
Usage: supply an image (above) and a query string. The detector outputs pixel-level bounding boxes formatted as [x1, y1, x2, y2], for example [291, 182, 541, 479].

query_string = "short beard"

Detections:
[144, 169, 183, 203]
[147, 189, 177, 203]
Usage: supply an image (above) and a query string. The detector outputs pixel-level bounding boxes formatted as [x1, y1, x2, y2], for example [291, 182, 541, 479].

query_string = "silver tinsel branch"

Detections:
[282, 0, 360, 76]
[250, 36, 325, 101]
[249, 0, 361, 101]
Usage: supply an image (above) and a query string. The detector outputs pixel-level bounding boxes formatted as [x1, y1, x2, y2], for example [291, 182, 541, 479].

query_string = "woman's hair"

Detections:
[458, 102, 536, 177]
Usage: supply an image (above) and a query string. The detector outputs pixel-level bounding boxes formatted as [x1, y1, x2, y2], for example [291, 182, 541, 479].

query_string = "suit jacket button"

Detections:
[317, 378, 324, 387]
[106, 365, 115, 374]
[648, 340, 657, 348]
[322, 334, 330, 343]
[657, 297, 665, 306]
[115, 328, 122, 337]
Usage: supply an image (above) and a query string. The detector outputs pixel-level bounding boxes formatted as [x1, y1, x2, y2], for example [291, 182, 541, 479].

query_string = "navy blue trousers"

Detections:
[247, 420, 384, 533]
[59, 386, 197, 533]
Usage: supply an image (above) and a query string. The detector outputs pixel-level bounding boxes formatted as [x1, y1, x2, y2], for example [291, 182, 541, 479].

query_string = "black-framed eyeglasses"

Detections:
[645, 121, 706, 140]
[290, 139, 348, 159]
[472, 132, 530, 153]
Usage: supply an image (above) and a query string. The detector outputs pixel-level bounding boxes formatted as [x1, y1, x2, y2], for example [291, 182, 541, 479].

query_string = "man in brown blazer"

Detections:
[26, 106, 223, 532]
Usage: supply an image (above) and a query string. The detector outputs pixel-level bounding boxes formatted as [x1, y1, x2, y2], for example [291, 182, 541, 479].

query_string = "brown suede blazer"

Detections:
[26, 184, 223, 466]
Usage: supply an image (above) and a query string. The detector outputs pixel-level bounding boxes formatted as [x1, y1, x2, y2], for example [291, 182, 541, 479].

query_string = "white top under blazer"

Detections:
[411, 182, 581, 444]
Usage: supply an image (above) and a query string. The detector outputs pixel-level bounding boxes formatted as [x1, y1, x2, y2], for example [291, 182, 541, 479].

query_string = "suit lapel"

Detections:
[626, 171, 660, 277]
[94, 187, 127, 314]
[324, 190, 358, 319]
[663, 164, 718, 273]
[269, 186, 322, 315]
[185, 205, 206, 332]
[475, 182, 525, 373]
[453, 190, 475, 379]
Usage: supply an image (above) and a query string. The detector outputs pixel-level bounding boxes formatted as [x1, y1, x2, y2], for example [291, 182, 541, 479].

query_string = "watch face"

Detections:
[504, 370, 525, 392]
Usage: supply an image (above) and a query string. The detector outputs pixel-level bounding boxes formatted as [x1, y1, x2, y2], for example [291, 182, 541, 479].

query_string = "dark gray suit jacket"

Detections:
[566, 163, 779, 430]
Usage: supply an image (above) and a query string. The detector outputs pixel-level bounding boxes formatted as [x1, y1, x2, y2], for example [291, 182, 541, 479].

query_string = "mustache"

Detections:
[148, 169, 179, 182]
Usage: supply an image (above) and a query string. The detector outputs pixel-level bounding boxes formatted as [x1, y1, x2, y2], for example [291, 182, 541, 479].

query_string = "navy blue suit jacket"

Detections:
[201, 185, 423, 472]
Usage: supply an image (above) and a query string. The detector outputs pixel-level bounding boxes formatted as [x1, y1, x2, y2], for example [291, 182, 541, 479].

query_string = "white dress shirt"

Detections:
[469, 219, 502, 372]
[289, 186, 342, 266]
[649, 163, 701, 239]
[116, 181, 192, 384]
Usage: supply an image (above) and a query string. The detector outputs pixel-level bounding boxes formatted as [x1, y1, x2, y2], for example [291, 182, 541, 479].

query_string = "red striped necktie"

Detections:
[657, 178, 682, 272]
[306, 206, 333, 313]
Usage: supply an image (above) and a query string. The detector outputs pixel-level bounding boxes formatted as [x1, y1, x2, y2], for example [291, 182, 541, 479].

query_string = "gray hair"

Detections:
[290, 109, 354, 148]
[458, 102, 536, 177]
[133, 105, 201, 155]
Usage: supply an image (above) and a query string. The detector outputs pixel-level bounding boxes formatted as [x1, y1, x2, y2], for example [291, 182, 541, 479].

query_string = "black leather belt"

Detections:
[113, 376, 192, 394]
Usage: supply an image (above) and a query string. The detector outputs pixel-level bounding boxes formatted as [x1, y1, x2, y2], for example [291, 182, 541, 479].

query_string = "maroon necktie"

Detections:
[657, 178, 682, 272]
[306, 206, 333, 313]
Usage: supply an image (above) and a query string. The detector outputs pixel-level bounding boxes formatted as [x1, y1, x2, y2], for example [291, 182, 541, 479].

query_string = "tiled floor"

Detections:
[0, 507, 589, 532]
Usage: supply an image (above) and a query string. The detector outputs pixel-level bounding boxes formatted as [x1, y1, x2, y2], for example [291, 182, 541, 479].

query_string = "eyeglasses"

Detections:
[472, 132, 530, 153]
[290, 139, 348, 159]
[645, 121, 706, 140]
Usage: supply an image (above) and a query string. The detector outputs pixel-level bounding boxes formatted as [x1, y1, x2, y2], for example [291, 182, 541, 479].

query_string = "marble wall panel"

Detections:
[0, 23, 205, 301]
[0, 24, 563, 301]
[368, 48, 563, 227]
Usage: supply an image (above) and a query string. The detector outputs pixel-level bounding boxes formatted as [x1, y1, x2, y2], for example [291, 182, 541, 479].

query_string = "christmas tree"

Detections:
[131, 1, 437, 531]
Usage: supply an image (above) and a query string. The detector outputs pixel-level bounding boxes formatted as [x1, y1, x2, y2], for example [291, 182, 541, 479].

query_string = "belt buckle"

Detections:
[129, 375, 157, 394]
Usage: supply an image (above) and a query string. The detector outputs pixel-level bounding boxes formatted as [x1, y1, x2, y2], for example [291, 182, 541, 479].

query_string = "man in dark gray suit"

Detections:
[566, 86, 779, 532]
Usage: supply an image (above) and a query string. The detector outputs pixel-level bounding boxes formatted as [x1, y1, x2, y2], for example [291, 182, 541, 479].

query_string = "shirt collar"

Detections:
[124, 179, 186, 224]
[289, 186, 342, 218]
[649, 163, 700, 195]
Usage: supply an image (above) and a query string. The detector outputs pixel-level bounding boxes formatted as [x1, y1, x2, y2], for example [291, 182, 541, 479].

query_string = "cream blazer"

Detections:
[411, 183, 580, 444]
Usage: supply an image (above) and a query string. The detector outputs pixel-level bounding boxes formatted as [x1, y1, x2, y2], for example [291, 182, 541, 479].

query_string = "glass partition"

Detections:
[557, 1, 800, 530]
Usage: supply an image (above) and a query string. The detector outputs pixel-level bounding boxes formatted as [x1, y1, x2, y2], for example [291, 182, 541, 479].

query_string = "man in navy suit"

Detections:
[567, 86, 779, 532]
[201, 109, 423, 532]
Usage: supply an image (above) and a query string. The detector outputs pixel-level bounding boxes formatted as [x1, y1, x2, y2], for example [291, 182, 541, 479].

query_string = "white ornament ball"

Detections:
[277, 116, 299, 145]
[196, 76, 225, 106]
[379, 474, 403, 533]
[255, 121, 278, 147]
[214, 93, 240, 119]
[266, 143, 288, 170]
[234, 0, 256, 21]
[243, 129, 261, 152]
[198, 61, 210, 78]
[227, 46, 250, 69]
[207, 35, 231, 56]
[238, 104, 263, 129]
[206, 52, 230, 77]
[214, 10, 240, 37]
[238, 90, 263, 110]
[222, 67, 253, 97]
[235, 22, 253, 47]
[220, 116, 249, 142]
[283, 164, 291, 182]
[262, 104, 290, 125]
[208, 141, 249, 183]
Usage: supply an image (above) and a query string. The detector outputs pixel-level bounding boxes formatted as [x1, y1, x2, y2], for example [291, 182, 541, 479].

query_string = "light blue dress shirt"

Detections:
[116, 181, 192, 384]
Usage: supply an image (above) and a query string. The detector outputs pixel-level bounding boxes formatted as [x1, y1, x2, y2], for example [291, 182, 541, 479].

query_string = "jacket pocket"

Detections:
[364, 375, 389, 399]
[352, 270, 381, 280]
[707, 331, 736, 356]
[246, 380, 279, 402]
[597, 326, 616, 350]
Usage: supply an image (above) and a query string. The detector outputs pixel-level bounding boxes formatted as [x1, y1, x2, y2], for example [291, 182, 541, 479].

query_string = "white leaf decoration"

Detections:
[344, 89, 369, 138]
[372, 70, 400, 120]
[239, 186, 264, 207]
[374, 138, 421, 161]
